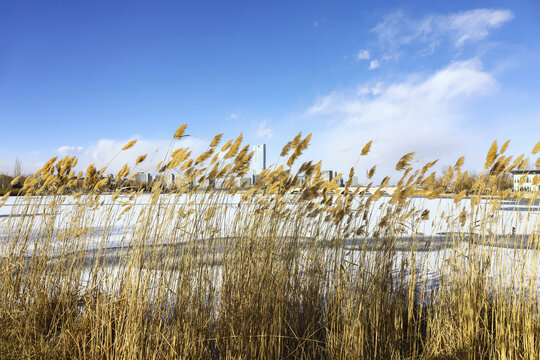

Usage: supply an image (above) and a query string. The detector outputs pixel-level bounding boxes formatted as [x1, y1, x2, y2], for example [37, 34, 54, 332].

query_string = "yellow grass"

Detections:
[0, 127, 539, 359]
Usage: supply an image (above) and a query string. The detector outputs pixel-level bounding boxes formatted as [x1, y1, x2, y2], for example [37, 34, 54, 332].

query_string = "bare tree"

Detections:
[13, 158, 22, 177]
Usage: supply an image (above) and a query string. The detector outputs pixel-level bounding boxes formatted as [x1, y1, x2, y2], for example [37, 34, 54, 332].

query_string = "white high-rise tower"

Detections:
[252, 144, 266, 176]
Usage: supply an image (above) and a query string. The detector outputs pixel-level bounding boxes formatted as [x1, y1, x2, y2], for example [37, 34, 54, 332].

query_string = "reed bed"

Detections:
[0, 127, 539, 359]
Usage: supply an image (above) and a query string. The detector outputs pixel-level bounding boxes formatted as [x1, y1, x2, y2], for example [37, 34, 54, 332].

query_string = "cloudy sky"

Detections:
[1, 0, 539, 180]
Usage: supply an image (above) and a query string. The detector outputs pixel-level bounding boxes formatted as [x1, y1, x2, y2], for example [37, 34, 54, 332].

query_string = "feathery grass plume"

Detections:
[280, 141, 293, 157]
[536, 157, 540, 169]
[180, 159, 194, 171]
[10, 175, 22, 186]
[173, 124, 188, 139]
[231, 145, 249, 167]
[428, 187, 444, 200]
[84, 164, 97, 189]
[69, 155, 78, 168]
[507, 154, 524, 171]
[485, 140, 498, 168]
[225, 133, 243, 159]
[209, 133, 223, 148]
[313, 160, 322, 178]
[210, 151, 221, 165]
[380, 176, 390, 189]
[298, 133, 312, 152]
[500, 139, 511, 154]
[291, 132, 302, 149]
[221, 139, 233, 152]
[454, 189, 467, 203]
[396, 152, 415, 171]
[361, 140, 373, 155]
[93, 178, 109, 192]
[297, 161, 310, 174]
[135, 154, 147, 166]
[171, 147, 189, 158]
[172, 148, 191, 162]
[121, 139, 137, 151]
[367, 165, 376, 179]
[0, 191, 9, 207]
[498, 155, 512, 172]
[454, 156, 465, 170]
[195, 148, 214, 165]
[22, 176, 37, 191]
[533, 140, 540, 154]
[208, 163, 219, 179]
[459, 208, 467, 226]
[40, 156, 58, 175]
[217, 163, 231, 178]
[287, 133, 311, 167]
[345, 168, 355, 188]
[421, 160, 439, 178]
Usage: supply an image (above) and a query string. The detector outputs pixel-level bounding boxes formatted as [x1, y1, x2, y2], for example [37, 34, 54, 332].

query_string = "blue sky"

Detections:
[1, 0, 539, 178]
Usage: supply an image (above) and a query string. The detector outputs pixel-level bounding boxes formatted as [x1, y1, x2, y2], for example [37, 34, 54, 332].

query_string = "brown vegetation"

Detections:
[0, 129, 539, 359]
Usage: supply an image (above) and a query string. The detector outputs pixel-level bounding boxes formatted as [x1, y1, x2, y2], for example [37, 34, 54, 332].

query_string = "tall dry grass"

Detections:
[0, 128, 539, 359]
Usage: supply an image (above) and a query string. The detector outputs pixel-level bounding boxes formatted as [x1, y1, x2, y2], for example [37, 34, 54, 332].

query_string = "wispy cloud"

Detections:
[306, 59, 497, 178]
[373, 9, 513, 52]
[357, 49, 371, 60]
[369, 60, 380, 70]
[56, 145, 83, 156]
[256, 121, 273, 139]
[229, 113, 239, 120]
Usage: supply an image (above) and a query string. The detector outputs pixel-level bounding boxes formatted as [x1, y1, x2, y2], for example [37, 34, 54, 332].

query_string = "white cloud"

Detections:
[305, 59, 497, 179]
[369, 60, 380, 70]
[313, 21, 319, 27]
[373, 9, 513, 52]
[447, 9, 514, 47]
[357, 49, 371, 60]
[256, 121, 273, 139]
[229, 113, 239, 120]
[56, 145, 83, 156]
[358, 82, 384, 96]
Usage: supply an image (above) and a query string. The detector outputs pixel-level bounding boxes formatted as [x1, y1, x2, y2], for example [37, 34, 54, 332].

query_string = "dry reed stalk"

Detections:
[0, 131, 539, 359]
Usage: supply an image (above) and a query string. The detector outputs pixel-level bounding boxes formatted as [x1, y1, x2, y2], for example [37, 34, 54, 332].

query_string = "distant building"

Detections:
[252, 144, 266, 182]
[135, 172, 152, 184]
[511, 169, 540, 192]
[321, 170, 333, 183]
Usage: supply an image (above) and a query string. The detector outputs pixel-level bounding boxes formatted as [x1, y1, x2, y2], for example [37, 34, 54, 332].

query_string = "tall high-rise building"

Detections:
[252, 144, 266, 176]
